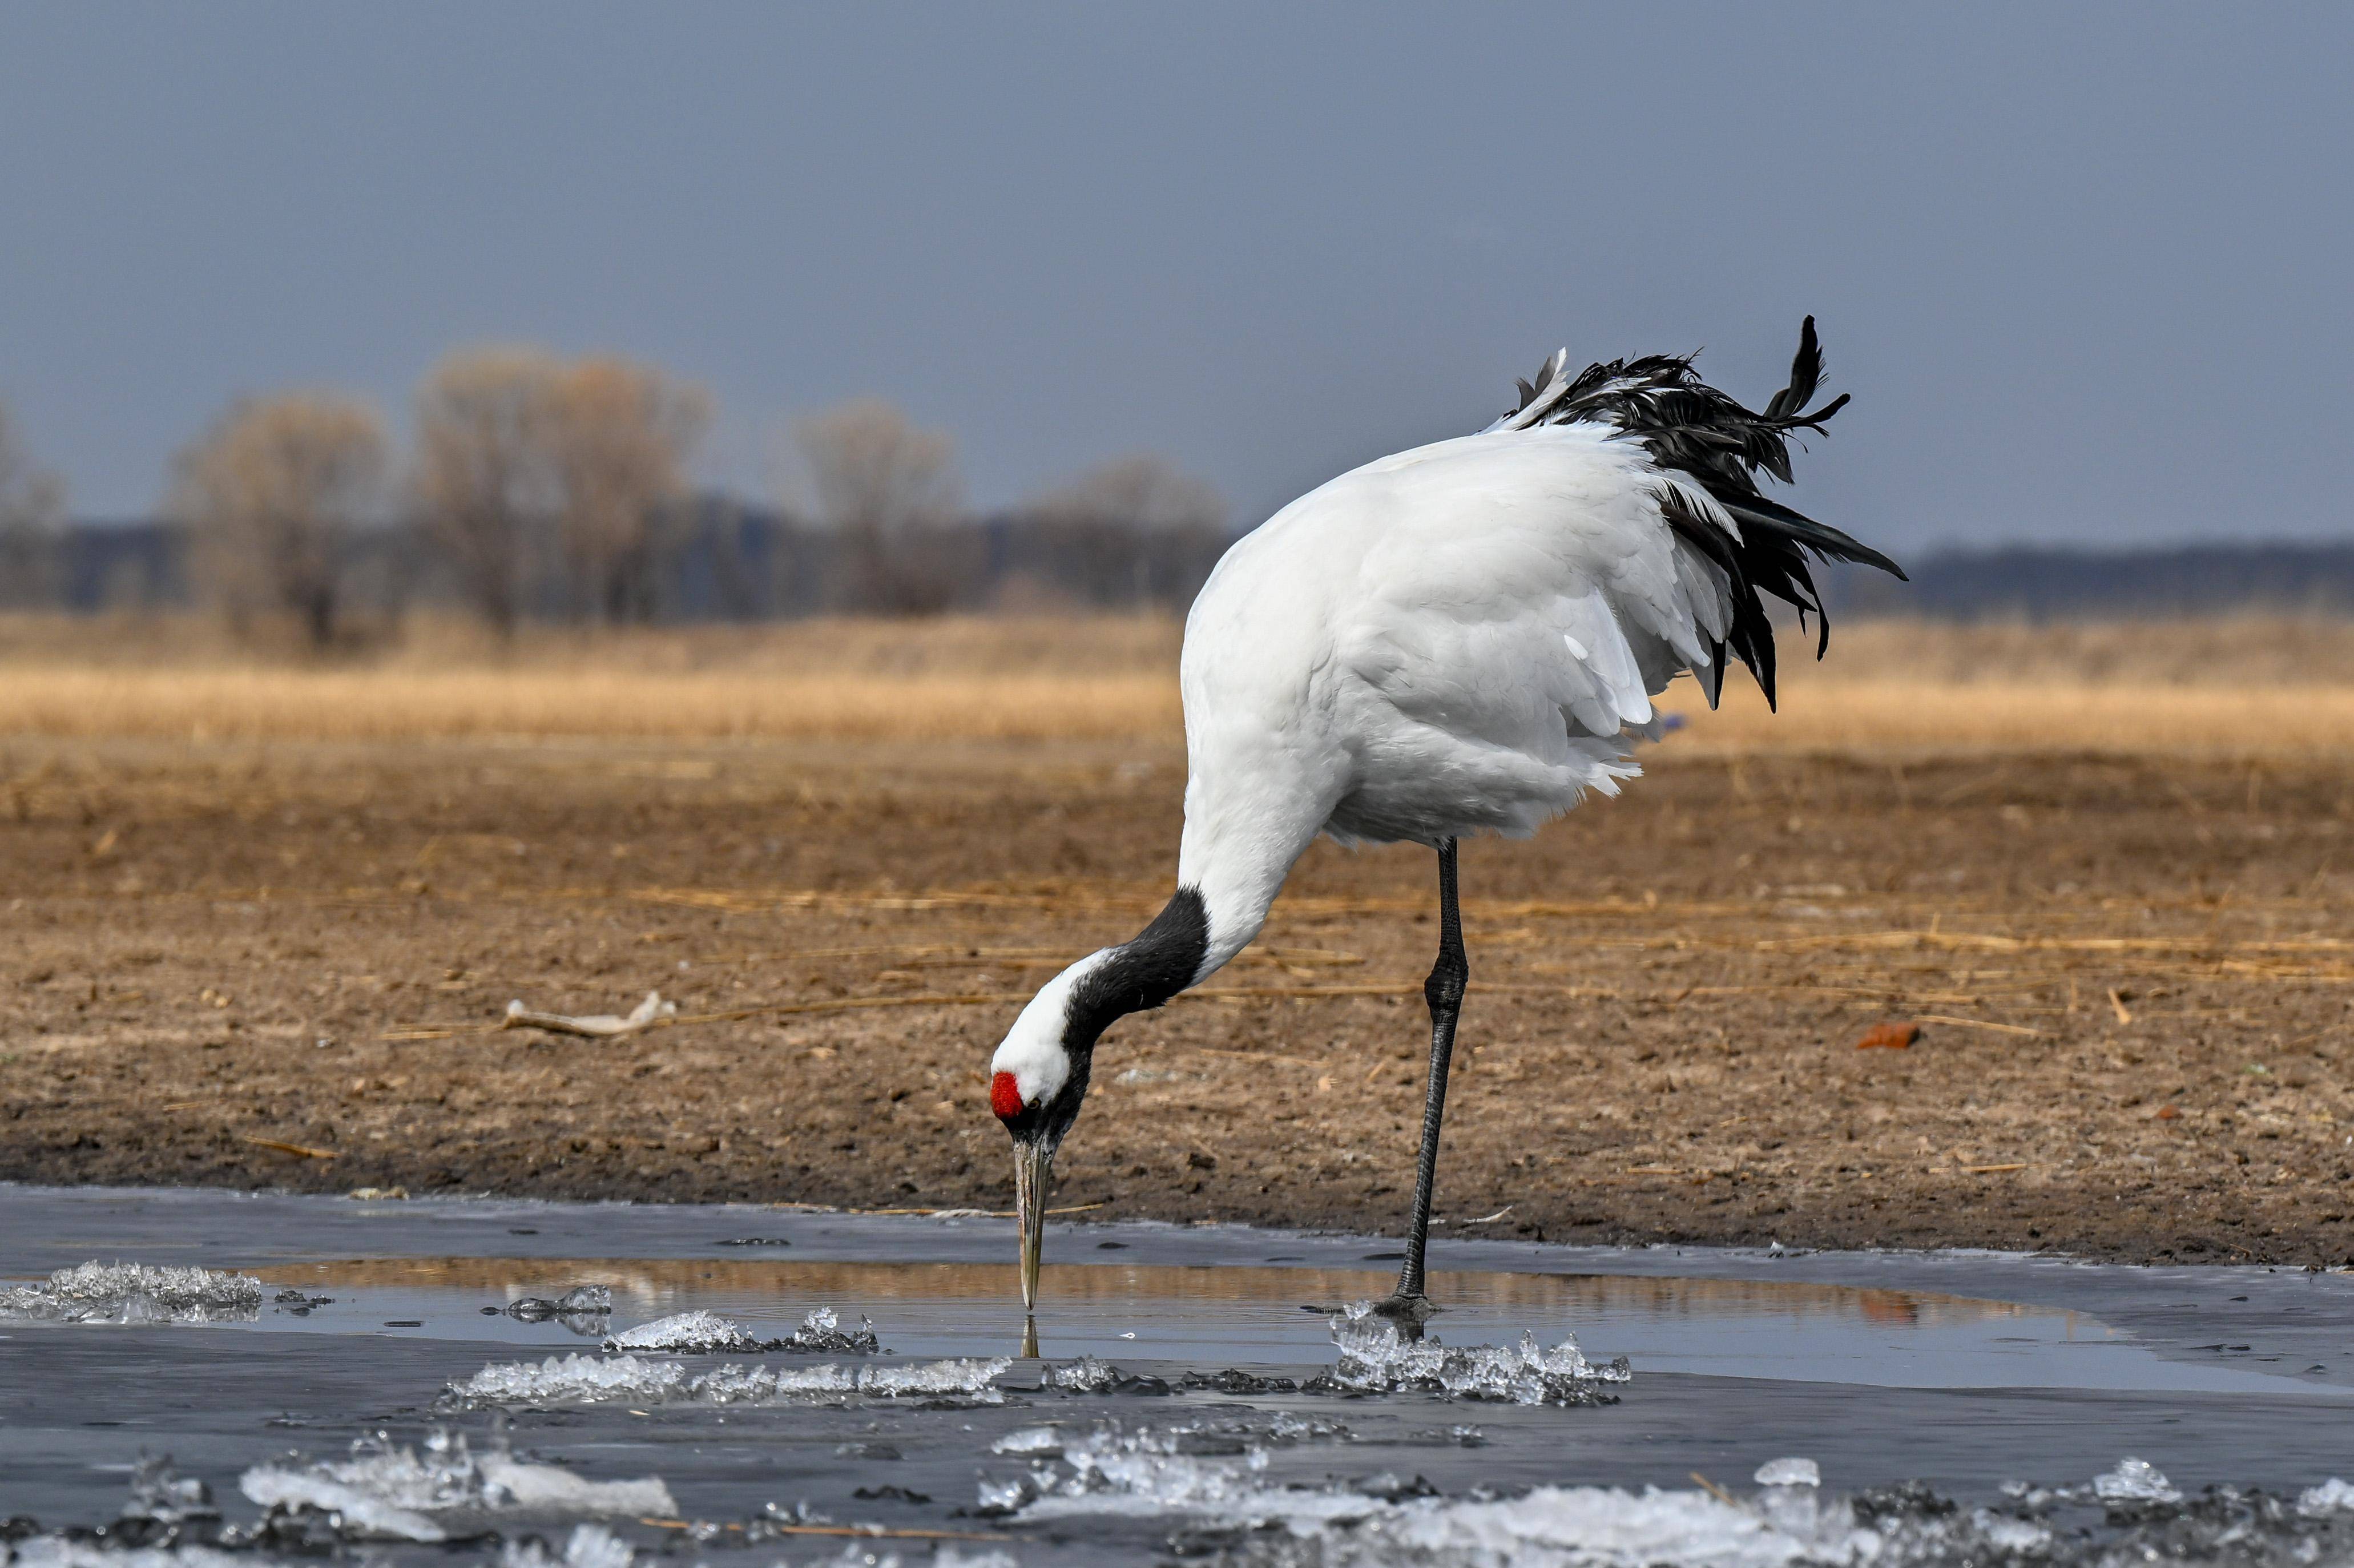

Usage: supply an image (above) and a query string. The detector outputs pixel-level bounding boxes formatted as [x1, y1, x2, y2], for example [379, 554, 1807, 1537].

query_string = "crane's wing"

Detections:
[1485, 317, 1904, 709]
[1333, 421, 1738, 833]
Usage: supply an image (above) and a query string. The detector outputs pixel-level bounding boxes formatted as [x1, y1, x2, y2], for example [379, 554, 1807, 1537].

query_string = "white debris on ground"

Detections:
[501, 991, 676, 1038]
[236, 1429, 673, 1543]
[1327, 1301, 1631, 1405]
[0, 1263, 262, 1325]
[442, 1352, 1009, 1409]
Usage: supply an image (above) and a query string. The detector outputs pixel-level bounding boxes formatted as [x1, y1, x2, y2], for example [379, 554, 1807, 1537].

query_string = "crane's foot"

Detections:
[1368, 1291, 1440, 1337]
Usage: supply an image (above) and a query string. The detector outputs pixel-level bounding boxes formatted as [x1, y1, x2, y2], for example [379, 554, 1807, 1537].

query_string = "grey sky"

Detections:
[1, 3, 2346, 553]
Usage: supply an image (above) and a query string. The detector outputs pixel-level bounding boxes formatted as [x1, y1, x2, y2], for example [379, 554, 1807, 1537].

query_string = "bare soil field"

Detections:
[3, 642, 2351, 1262]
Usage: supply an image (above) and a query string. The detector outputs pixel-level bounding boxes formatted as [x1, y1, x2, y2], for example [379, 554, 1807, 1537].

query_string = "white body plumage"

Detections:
[1172, 420, 1733, 978]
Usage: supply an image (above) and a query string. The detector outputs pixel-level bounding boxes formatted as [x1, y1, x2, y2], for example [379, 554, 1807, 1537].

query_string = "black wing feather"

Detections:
[1501, 316, 1903, 704]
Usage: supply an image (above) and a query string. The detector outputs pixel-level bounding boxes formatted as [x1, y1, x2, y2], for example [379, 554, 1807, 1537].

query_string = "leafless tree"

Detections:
[546, 356, 710, 623]
[795, 398, 965, 614]
[174, 392, 387, 648]
[1025, 453, 1228, 606]
[0, 401, 66, 610]
[412, 348, 562, 636]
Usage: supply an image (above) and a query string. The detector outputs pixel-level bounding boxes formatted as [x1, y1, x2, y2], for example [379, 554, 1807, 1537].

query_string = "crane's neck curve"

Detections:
[1061, 885, 1212, 1043]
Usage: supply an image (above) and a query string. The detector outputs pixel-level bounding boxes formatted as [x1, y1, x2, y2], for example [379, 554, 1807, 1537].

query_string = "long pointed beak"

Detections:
[1012, 1140, 1053, 1311]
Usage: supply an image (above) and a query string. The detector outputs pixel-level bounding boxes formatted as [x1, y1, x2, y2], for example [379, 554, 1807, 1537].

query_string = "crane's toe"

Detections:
[1369, 1291, 1441, 1334]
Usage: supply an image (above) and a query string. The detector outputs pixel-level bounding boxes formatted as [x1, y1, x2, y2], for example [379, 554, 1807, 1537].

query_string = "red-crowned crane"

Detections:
[989, 319, 1902, 1324]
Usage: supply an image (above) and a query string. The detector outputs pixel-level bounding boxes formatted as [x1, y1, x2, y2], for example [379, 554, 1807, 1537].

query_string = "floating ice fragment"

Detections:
[237, 1429, 672, 1541]
[0, 1262, 261, 1325]
[477, 1456, 673, 1515]
[2300, 1478, 2354, 1517]
[1973, 1510, 2057, 1554]
[1043, 1356, 1124, 1393]
[600, 1305, 877, 1355]
[498, 1522, 641, 1568]
[973, 1474, 1038, 1517]
[2093, 1456, 2181, 1505]
[444, 1352, 1003, 1409]
[1328, 1301, 1629, 1405]
[859, 1356, 1012, 1397]
[505, 1284, 612, 1322]
[121, 1456, 220, 1526]
[238, 1471, 447, 1543]
[781, 1305, 881, 1353]
[603, 1311, 762, 1353]
[992, 1426, 1065, 1456]
[1754, 1457, 1821, 1488]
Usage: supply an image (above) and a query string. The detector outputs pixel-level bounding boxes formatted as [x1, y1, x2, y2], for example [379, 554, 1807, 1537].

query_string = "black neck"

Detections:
[1065, 884, 1210, 1047]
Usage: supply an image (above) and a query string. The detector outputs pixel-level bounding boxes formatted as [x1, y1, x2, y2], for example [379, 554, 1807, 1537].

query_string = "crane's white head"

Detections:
[989, 950, 1113, 1313]
[986, 884, 1212, 1315]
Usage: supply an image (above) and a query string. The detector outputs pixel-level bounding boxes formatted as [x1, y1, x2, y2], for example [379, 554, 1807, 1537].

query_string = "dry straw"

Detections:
[7, 611, 2354, 756]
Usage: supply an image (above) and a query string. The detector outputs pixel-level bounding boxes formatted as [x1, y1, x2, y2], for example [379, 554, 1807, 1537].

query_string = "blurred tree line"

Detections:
[0, 348, 1232, 647]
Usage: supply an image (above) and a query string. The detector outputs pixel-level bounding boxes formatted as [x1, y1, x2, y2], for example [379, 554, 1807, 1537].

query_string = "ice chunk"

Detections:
[449, 1353, 691, 1406]
[2093, 1456, 2181, 1505]
[781, 1304, 881, 1353]
[237, 1470, 448, 1543]
[1328, 1301, 1630, 1405]
[599, 1305, 877, 1356]
[122, 1455, 220, 1526]
[444, 1352, 1005, 1409]
[1042, 1356, 1124, 1393]
[2299, 1478, 2354, 1517]
[476, 1456, 672, 1515]
[0, 1262, 261, 1325]
[858, 1356, 1013, 1398]
[237, 1429, 672, 1539]
[603, 1311, 763, 1353]
[1003, 1446, 2109, 1567]
[973, 1474, 1039, 1517]
[9, 1543, 252, 1568]
[499, 1522, 642, 1568]
[1754, 1457, 1820, 1488]
[992, 1426, 1066, 1456]
[504, 1284, 612, 1321]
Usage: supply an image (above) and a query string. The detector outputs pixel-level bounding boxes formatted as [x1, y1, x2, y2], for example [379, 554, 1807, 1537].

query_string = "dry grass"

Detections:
[6, 611, 2354, 755]
[1662, 680, 2354, 758]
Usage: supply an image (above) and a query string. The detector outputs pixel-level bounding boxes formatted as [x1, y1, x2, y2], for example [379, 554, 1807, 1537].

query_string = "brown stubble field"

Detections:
[2, 612, 2351, 1265]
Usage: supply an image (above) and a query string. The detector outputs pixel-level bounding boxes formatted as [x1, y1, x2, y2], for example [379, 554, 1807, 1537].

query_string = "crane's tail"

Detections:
[1488, 317, 1905, 710]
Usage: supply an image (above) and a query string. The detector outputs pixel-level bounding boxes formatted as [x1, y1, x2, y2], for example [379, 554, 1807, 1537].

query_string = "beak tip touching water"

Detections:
[1013, 1140, 1051, 1314]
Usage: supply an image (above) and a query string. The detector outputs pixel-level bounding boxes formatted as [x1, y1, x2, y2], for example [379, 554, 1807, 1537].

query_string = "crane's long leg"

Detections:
[1378, 837, 1465, 1326]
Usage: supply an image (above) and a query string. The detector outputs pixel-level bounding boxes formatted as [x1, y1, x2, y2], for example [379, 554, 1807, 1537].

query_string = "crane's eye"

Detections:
[990, 1071, 1025, 1121]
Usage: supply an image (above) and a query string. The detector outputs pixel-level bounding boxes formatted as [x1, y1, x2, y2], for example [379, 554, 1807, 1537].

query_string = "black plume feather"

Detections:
[1505, 316, 1903, 708]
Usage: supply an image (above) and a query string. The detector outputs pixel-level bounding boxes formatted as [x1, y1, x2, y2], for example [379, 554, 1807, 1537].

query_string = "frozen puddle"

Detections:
[2, 1187, 2352, 1567]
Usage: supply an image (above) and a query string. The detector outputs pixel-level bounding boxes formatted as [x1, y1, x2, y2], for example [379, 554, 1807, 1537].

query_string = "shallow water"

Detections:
[49, 1252, 2325, 1398]
[3, 1185, 2352, 1566]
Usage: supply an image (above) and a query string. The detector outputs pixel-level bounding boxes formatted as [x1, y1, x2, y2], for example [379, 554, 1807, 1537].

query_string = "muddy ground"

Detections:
[2, 737, 2350, 1265]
